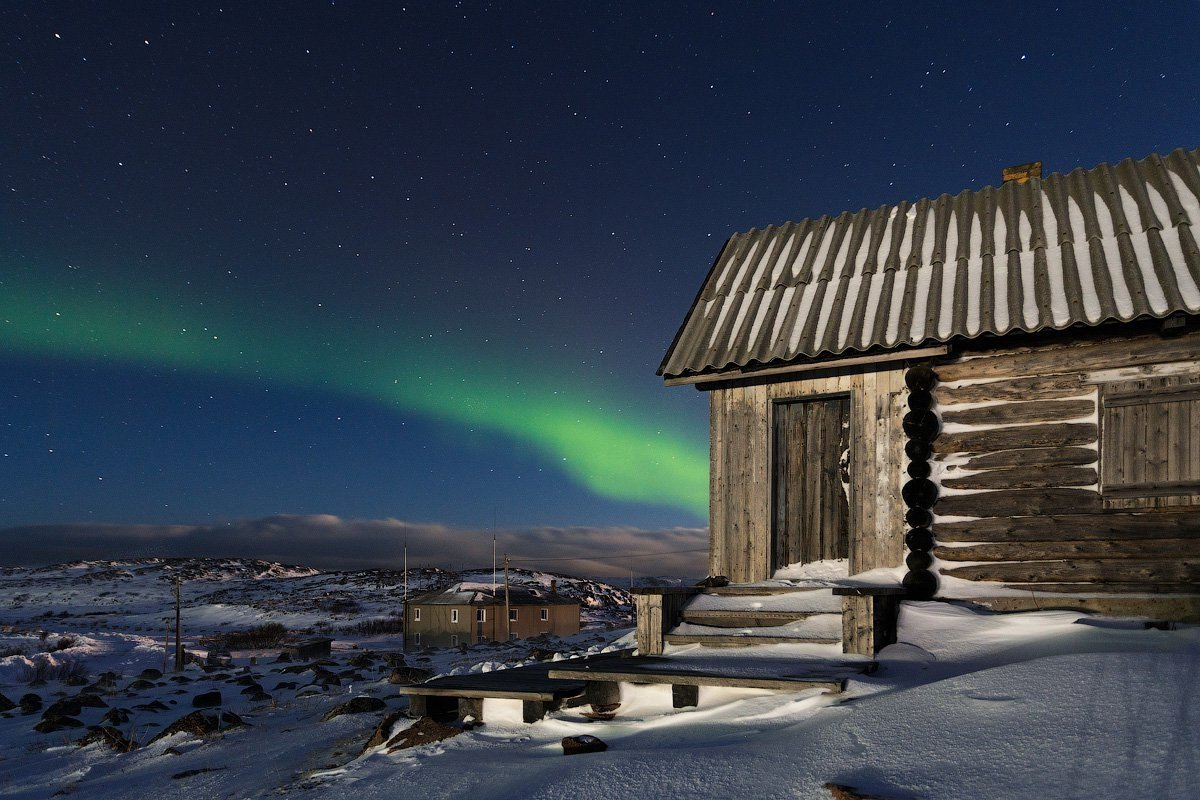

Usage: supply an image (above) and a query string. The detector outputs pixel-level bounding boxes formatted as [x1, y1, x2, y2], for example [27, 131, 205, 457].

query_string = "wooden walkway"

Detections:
[401, 650, 877, 722]
[548, 653, 873, 708]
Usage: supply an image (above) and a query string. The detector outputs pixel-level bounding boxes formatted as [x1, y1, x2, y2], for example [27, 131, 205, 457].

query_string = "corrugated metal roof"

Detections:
[659, 147, 1200, 380]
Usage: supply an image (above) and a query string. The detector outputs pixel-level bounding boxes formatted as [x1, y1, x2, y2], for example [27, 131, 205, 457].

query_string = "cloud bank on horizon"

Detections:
[0, 514, 709, 578]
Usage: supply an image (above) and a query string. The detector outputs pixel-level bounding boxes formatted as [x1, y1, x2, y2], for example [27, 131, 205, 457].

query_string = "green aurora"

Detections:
[0, 269, 709, 517]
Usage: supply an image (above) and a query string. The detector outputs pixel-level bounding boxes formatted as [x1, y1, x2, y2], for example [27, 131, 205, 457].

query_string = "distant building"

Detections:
[405, 583, 580, 649]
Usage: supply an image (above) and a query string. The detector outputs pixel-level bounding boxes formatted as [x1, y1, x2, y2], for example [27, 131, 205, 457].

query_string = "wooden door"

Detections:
[772, 396, 850, 572]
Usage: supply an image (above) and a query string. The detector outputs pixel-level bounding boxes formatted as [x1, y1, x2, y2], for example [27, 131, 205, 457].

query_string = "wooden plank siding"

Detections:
[708, 364, 907, 583]
[930, 330, 1200, 614]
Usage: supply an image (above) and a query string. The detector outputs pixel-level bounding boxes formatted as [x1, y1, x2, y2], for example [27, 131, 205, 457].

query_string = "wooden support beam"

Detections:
[934, 488, 1102, 517]
[935, 374, 1087, 404]
[957, 447, 1098, 471]
[939, 399, 1094, 427]
[933, 423, 1097, 455]
[941, 465, 1097, 490]
[672, 684, 700, 708]
[935, 334, 1200, 382]
[934, 510, 1200, 542]
[941, 558, 1200, 583]
[934, 538, 1200, 562]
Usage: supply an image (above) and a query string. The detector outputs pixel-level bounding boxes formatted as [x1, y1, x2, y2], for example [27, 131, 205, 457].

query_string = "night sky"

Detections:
[2, 2, 1198, 570]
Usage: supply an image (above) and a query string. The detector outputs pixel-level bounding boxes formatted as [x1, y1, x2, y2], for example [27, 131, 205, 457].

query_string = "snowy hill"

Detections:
[0, 558, 634, 635]
[1, 560, 1197, 799]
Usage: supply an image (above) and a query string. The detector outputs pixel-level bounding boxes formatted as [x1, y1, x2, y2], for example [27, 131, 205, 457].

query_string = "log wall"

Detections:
[931, 329, 1200, 616]
[709, 364, 908, 582]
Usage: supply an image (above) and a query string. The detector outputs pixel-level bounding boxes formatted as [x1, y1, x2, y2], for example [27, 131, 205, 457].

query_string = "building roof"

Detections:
[407, 584, 578, 606]
[659, 147, 1200, 380]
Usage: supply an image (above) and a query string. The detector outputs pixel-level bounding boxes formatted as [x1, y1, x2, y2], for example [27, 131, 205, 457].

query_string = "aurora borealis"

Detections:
[1, 265, 708, 516]
[3, 2, 1198, 568]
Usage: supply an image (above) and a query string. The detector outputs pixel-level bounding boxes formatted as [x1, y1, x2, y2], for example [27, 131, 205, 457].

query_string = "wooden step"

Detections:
[665, 633, 841, 647]
[699, 585, 832, 596]
[681, 609, 822, 628]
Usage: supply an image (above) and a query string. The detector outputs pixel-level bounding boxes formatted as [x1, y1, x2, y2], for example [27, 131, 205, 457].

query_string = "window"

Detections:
[413, 632, 421, 645]
[475, 609, 486, 622]
[477, 634, 487, 643]
[451, 609, 459, 623]
[509, 633, 518, 641]
[509, 609, 518, 622]
[539, 608, 548, 621]
[450, 635, 458, 647]
[413, 607, 421, 622]
[1101, 378, 1200, 507]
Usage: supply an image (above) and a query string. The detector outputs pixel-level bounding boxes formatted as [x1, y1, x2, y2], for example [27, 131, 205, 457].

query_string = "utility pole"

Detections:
[503, 554, 511, 641]
[492, 533, 497, 597]
[162, 618, 170, 674]
[173, 576, 183, 672]
[403, 540, 408, 651]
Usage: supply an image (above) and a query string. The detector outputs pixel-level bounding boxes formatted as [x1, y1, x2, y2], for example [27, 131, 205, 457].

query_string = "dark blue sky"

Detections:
[2, 2, 1197, 555]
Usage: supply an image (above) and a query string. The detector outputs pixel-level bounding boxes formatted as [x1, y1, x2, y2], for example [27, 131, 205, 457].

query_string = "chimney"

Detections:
[550, 580, 558, 595]
[1002, 161, 1042, 185]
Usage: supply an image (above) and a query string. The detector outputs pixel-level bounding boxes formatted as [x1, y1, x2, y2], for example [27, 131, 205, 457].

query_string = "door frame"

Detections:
[768, 391, 853, 575]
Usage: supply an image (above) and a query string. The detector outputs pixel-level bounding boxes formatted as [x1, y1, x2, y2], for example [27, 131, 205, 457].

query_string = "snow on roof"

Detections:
[661, 147, 1200, 380]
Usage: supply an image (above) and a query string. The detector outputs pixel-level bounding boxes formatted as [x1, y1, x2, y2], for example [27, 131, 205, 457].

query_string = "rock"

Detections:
[148, 710, 244, 744]
[360, 710, 406, 753]
[65, 674, 89, 687]
[19, 693, 42, 714]
[77, 726, 138, 751]
[527, 647, 557, 661]
[171, 767, 226, 780]
[138, 668, 163, 681]
[101, 708, 131, 725]
[192, 691, 222, 708]
[136, 700, 169, 712]
[244, 689, 272, 703]
[127, 679, 157, 691]
[561, 735, 608, 755]
[239, 683, 264, 695]
[385, 716, 462, 752]
[0, 693, 15, 712]
[348, 652, 374, 669]
[170, 675, 192, 683]
[322, 696, 387, 722]
[42, 698, 83, 719]
[274, 651, 293, 663]
[381, 652, 406, 667]
[96, 671, 120, 687]
[696, 575, 730, 587]
[234, 675, 260, 686]
[823, 783, 889, 800]
[387, 667, 433, 685]
[35, 716, 84, 733]
[76, 693, 108, 709]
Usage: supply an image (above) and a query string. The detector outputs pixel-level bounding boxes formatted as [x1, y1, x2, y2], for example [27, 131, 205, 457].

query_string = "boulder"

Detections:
[148, 710, 244, 745]
[19, 693, 42, 714]
[191, 691, 222, 709]
[360, 710, 406, 753]
[561, 735, 608, 755]
[385, 716, 462, 752]
[322, 696, 387, 722]
[35, 715, 84, 733]
[127, 679, 157, 691]
[138, 668, 163, 681]
[76, 693, 108, 709]
[0, 692, 16, 712]
[386, 667, 433, 685]
[101, 707, 131, 725]
[77, 725, 138, 751]
[42, 698, 83, 719]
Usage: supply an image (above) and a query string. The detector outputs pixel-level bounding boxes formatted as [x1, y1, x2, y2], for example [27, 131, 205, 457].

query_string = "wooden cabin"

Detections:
[659, 147, 1200, 625]
[405, 583, 580, 650]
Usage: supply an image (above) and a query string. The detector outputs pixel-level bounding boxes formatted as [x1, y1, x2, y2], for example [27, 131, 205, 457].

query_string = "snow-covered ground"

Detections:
[1, 560, 1197, 799]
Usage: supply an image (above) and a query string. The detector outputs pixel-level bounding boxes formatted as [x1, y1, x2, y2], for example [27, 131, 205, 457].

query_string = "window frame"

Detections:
[1100, 378, 1200, 508]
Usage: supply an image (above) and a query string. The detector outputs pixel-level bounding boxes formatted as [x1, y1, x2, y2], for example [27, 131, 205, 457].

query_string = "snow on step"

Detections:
[669, 612, 842, 642]
[687, 591, 842, 614]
